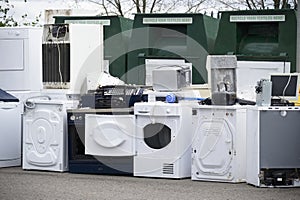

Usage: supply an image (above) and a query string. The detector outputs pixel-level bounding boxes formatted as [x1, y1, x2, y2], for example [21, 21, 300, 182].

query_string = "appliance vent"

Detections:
[162, 163, 174, 174]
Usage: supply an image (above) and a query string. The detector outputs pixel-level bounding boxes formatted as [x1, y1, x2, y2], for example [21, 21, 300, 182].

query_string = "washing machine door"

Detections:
[85, 114, 135, 156]
[23, 109, 63, 167]
[193, 118, 234, 179]
[0, 103, 21, 161]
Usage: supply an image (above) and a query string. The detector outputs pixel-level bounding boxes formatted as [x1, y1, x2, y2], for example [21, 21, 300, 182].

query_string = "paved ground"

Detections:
[0, 167, 299, 200]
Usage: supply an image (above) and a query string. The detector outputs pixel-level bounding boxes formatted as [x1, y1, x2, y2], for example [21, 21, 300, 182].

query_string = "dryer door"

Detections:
[193, 118, 234, 180]
[23, 109, 62, 167]
[85, 114, 135, 156]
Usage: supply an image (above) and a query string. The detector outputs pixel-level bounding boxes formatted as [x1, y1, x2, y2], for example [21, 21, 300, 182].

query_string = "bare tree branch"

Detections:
[142, 0, 146, 13]
[282, 0, 288, 8]
[250, 0, 258, 9]
[245, 0, 253, 9]
[150, 0, 158, 13]
[216, 0, 241, 10]
[132, 0, 141, 13]
[186, 0, 206, 13]
[101, 0, 109, 15]
[274, 0, 280, 8]
[260, 0, 265, 9]
[85, 0, 298, 18]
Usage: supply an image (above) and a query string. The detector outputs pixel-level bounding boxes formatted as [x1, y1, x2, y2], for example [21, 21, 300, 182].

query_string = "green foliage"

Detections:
[0, 0, 18, 26]
[0, 0, 41, 27]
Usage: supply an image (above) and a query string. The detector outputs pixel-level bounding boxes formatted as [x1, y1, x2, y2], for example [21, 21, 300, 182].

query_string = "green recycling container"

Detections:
[126, 13, 219, 84]
[54, 15, 133, 80]
[214, 9, 297, 72]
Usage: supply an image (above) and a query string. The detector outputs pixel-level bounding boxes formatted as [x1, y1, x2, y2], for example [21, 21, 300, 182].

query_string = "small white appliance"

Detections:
[23, 99, 78, 172]
[152, 65, 191, 91]
[145, 59, 191, 86]
[0, 102, 22, 168]
[191, 105, 247, 183]
[85, 114, 135, 157]
[246, 106, 300, 187]
[0, 27, 43, 91]
[255, 79, 272, 106]
[134, 102, 194, 178]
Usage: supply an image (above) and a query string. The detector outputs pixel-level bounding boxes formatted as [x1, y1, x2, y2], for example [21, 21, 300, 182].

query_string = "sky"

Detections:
[7, 0, 224, 25]
[7, 0, 100, 25]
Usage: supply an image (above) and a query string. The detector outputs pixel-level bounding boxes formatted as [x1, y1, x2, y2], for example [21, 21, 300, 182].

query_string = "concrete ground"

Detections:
[0, 167, 299, 200]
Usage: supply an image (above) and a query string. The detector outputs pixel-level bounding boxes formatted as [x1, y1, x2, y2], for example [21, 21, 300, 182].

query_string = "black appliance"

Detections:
[67, 108, 134, 175]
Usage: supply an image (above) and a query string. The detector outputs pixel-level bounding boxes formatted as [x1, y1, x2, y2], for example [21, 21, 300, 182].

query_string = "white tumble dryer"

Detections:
[84, 113, 135, 173]
[0, 101, 22, 168]
[191, 105, 247, 183]
[134, 102, 194, 179]
[85, 114, 135, 157]
[23, 99, 78, 172]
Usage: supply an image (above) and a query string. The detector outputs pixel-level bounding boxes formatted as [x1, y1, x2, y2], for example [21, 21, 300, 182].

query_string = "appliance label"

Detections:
[230, 15, 285, 22]
[65, 19, 111, 26]
[143, 17, 193, 24]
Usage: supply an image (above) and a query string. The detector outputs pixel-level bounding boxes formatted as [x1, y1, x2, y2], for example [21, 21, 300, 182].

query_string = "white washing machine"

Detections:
[85, 114, 135, 157]
[23, 99, 78, 172]
[191, 105, 247, 183]
[0, 102, 22, 168]
[134, 102, 194, 179]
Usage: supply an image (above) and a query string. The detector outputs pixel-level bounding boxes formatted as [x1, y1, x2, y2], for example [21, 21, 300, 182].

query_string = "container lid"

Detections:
[0, 89, 19, 102]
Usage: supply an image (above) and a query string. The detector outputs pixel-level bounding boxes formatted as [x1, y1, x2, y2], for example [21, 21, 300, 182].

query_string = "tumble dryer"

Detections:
[85, 114, 135, 157]
[67, 108, 134, 175]
[23, 99, 78, 172]
[0, 27, 43, 91]
[191, 105, 247, 183]
[134, 102, 194, 178]
[0, 90, 22, 168]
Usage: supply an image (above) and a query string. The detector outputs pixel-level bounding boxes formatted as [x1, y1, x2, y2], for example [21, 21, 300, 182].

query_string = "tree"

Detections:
[86, 0, 297, 18]
[87, 0, 209, 17]
[0, 0, 18, 26]
[0, 0, 41, 27]
[215, 0, 297, 10]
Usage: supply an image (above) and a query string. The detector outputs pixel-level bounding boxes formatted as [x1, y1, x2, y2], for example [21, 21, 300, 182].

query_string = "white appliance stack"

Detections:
[21, 24, 103, 172]
[1, 23, 300, 190]
[191, 55, 247, 183]
[133, 63, 197, 179]
[0, 27, 43, 168]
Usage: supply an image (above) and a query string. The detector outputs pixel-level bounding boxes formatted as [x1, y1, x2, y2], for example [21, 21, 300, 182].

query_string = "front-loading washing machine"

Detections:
[23, 99, 78, 172]
[134, 102, 194, 179]
[191, 105, 247, 183]
[0, 100, 22, 168]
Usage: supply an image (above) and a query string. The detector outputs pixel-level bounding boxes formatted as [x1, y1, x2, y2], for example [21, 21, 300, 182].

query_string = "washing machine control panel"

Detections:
[67, 112, 86, 125]
[134, 103, 181, 116]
